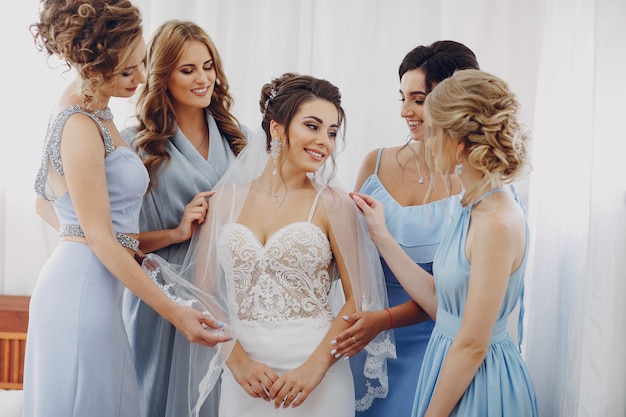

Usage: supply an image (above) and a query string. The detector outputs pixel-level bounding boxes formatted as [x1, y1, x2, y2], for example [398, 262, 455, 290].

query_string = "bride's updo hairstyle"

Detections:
[425, 69, 530, 185]
[259, 72, 346, 182]
[31, 0, 143, 110]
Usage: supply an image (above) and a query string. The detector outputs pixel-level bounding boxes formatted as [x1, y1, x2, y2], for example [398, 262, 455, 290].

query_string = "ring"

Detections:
[351, 336, 357, 344]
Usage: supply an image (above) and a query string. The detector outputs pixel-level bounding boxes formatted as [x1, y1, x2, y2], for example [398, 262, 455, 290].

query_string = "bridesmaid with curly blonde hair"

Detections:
[25, 4, 229, 417]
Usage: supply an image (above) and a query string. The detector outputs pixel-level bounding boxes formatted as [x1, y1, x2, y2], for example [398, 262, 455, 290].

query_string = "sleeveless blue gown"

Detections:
[411, 188, 538, 416]
[24, 105, 150, 417]
[350, 148, 461, 416]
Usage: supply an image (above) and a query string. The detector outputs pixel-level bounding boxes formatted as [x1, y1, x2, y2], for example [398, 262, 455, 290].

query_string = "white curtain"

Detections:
[1, 0, 624, 415]
[523, 0, 626, 415]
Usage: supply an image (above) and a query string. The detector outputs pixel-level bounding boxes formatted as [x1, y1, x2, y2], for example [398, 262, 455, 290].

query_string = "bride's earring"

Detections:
[270, 137, 282, 175]
[454, 150, 463, 175]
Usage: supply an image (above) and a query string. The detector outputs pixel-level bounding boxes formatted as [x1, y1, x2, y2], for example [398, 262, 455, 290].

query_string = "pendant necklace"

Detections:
[258, 178, 308, 204]
[193, 125, 209, 153]
[413, 154, 430, 184]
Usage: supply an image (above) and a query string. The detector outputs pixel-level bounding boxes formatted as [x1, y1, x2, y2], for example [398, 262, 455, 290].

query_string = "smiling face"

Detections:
[277, 98, 339, 174]
[399, 69, 430, 141]
[167, 40, 216, 112]
[104, 37, 146, 99]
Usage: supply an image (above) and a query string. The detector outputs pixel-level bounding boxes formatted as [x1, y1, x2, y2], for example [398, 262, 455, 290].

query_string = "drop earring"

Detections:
[454, 150, 463, 175]
[270, 137, 282, 175]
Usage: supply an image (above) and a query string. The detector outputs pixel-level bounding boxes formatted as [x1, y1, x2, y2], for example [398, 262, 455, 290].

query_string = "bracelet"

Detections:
[384, 308, 393, 330]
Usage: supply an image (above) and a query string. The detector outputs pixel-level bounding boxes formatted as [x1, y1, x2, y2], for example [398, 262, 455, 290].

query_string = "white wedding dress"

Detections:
[216, 191, 354, 417]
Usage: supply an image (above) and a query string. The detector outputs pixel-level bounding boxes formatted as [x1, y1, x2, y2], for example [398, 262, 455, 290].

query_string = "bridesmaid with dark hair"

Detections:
[333, 41, 479, 416]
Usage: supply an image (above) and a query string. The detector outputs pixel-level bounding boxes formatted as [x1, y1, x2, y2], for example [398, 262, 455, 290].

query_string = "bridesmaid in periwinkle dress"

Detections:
[23, 3, 230, 417]
[352, 69, 538, 417]
[334, 41, 479, 415]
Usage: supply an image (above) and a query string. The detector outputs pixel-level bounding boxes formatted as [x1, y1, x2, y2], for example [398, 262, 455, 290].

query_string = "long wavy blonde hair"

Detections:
[131, 20, 247, 191]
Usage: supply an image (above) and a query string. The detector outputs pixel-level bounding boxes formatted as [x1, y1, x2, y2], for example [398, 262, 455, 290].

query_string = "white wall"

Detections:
[1, 0, 546, 294]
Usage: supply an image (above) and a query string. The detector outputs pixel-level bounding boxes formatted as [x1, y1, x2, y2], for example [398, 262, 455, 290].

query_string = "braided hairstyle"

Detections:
[425, 69, 530, 186]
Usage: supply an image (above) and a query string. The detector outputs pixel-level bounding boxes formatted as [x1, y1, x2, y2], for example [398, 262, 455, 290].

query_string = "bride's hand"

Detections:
[269, 362, 325, 409]
[226, 346, 279, 401]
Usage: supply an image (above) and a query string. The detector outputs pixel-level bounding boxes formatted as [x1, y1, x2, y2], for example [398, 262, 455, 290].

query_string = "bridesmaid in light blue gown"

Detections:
[334, 41, 479, 416]
[24, 5, 229, 417]
[352, 69, 538, 417]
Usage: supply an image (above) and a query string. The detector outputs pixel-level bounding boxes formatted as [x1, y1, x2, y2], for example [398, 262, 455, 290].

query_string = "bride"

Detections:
[149, 73, 395, 417]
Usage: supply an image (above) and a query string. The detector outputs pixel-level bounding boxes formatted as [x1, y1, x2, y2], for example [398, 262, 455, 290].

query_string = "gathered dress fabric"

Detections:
[412, 189, 538, 417]
[216, 189, 354, 417]
[120, 113, 245, 417]
[350, 148, 461, 415]
[24, 105, 150, 417]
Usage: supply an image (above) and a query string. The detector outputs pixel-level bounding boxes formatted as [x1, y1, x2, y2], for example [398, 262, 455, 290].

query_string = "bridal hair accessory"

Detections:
[264, 88, 278, 112]
[270, 137, 282, 175]
[454, 149, 463, 175]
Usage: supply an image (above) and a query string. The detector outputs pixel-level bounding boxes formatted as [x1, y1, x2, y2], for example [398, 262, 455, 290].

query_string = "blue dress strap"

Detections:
[373, 148, 384, 174]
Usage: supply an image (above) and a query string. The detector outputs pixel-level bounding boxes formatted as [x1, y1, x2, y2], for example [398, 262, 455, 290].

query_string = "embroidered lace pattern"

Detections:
[218, 222, 334, 328]
[35, 105, 115, 200]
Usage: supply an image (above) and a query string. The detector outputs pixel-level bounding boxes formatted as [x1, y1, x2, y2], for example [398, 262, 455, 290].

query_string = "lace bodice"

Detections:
[218, 219, 334, 327]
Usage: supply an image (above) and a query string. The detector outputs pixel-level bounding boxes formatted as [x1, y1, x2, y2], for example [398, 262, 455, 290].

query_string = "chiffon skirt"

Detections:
[220, 320, 354, 417]
[412, 311, 538, 417]
[23, 241, 140, 417]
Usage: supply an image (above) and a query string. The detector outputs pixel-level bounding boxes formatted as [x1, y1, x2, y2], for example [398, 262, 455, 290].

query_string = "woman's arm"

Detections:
[351, 192, 438, 318]
[424, 208, 523, 417]
[137, 190, 214, 253]
[331, 299, 429, 358]
[61, 115, 229, 347]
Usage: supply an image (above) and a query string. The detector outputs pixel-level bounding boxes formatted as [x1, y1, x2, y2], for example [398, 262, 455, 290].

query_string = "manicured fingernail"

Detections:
[330, 339, 337, 345]
[335, 353, 342, 359]
[342, 315, 349, 321]
[343, 355, 350, 360]
[217, 322, 225, 327]
[331, 349, 337, 355]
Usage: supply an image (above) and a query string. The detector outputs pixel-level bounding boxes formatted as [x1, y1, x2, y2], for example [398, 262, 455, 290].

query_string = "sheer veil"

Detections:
[144, 127, 396, 416]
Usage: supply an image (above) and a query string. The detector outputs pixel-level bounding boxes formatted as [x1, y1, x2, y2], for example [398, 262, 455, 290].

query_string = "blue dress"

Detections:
[24, 105, 150, 417]
[412, 189, 538, 417]
[121, 114, 248, 417]
[350, 148, 461, 415]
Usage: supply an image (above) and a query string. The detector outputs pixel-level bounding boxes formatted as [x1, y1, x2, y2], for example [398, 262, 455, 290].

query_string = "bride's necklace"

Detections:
[258, 179, 308, 204]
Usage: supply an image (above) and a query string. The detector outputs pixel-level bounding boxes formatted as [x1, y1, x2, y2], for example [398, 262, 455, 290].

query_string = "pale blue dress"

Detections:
[412, 188, 538, 417]
[24, 105, 150, 417]
[350, 148, 461, 415]
[121, 113, 249, 417]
